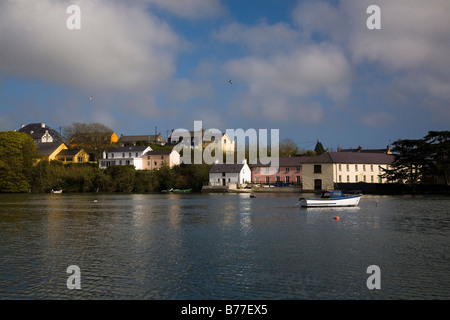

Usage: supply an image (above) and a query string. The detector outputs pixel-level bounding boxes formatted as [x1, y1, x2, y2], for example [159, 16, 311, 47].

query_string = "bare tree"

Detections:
[63, 122, 116, 161]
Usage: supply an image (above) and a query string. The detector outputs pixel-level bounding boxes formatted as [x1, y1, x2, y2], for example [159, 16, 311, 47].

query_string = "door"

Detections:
[314, 179, 322, 191]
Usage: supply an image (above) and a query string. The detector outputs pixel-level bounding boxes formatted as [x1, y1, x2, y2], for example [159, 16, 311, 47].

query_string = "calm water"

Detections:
[0, 192, 449, 300]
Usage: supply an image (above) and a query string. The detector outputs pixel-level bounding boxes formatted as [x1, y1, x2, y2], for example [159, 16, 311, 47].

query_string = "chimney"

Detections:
[357, 145, 362, 152]
[41, 123, 45, 128]
[337, 147, 342, 152]
[21, 124, 25, 128]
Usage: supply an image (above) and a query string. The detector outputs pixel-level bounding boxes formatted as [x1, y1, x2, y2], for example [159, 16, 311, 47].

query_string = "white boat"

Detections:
[299, 190, 361, 207]
[51, 189, 63, 193]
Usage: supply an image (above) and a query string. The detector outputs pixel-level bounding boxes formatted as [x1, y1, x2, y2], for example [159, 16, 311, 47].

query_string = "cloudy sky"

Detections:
[0, 0, 449, 151]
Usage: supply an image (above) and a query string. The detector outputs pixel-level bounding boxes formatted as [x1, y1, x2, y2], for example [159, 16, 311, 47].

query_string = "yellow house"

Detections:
[56, 149, 90, 163]
[36, 142, 68, 161]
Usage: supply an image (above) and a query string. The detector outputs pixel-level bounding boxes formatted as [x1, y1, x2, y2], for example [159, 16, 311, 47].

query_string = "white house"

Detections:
[209, 160, 251, 186]
[99, 146, 152, 170]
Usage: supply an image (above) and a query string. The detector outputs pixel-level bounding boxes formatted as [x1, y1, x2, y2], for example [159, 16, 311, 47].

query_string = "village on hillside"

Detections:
[2, 122, 446, 194]
[10, 122, 400, 192]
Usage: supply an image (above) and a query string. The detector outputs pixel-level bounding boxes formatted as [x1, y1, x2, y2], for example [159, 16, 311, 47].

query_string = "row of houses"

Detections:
[16, 123, 395, 191]
[209, 152, 395, 191]
[17, 123, 235, 165]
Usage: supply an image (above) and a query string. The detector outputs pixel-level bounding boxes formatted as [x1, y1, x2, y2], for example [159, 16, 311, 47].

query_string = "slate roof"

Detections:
[107, 146, 150, 153]
[36, 142, 65, 156]
[143, 149, 173, 156]
[250, 152, 394, 166]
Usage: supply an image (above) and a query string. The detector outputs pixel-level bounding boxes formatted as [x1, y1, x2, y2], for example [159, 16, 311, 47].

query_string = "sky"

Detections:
[0, 0, 449, 152]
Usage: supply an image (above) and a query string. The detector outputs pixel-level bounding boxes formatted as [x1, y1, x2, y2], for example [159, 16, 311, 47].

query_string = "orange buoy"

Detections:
[334, 216, 340, 220]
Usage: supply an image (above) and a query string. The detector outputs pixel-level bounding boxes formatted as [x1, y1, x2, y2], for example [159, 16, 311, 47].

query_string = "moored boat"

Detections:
[171, 189, 192, 193]
[299, 190, 361, 207]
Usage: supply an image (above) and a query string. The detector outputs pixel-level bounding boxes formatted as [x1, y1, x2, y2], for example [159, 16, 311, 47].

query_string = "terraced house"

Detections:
[300, 152, 395, 191]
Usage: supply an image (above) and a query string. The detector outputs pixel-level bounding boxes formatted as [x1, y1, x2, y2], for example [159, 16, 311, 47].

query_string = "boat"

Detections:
[299, 190, 361, 207]
[170, 189, 192, 193]
[51, 189, 63, 194]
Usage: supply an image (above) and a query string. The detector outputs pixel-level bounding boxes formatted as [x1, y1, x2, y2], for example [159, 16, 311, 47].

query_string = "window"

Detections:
[122, 153, 125, 158]
[265, 167, 270, 173]
[371, 175, 374, 182]
[338, 164, 342, 171]
[285, 167, 290, 172]
[255, 176, 259, 183]
[347, 175, 350, 182]
[314, 165, 322, 174]
[339, 175, 342, 182]
[255, 167, 259, 173]
[154, 161, 157, 167]
[355, 175, 358, 182]
[276, 176, 280, 182]
[296, 167, 301, 172]
[129, 153, 131, 157]
[296, 176, 301, 183]
[285, 176, 290, 183]
[265, 176, 270, 184]
[111, 153, 114, 158]
[363, 164, 366, 171]
[355, 164, 358, 171]
[136, 153, 138, 157]
[346, 164, 350, 171]
[371, 165, 374, 172]
[363, 175, 366, 182]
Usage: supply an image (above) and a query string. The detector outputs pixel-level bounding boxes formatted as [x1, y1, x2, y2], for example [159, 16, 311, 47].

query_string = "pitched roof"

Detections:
[250, 152, 394, 166]
[18, 123, 63, 142]
[36, 142, 66, 156]
[108, 146, 150, 153]
[144, 149, 174, 156]
[210, 163, 245, 173]
[118, 134, 165, 143]
[250, 157, 304, 167]
[56, 149, 84, 156]
[295, 152, 394, 164]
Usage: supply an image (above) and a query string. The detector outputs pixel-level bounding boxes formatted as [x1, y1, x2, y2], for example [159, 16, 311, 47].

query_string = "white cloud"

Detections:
[224, 43, 351, 124]
[0, 0, 182, 92]
[293, 0, 450, 114]
[139, 0, 226, 19]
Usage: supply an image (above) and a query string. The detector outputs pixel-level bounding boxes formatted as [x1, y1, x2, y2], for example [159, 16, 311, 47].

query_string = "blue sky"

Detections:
[0, 0, 449, 151]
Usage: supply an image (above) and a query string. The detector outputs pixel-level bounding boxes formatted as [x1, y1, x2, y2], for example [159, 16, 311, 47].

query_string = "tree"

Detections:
[279, 138, 298, 157]
[381, 139, 425, 185]
[382, 131, 450, 186]
[423, 131, 450, 185]
[64, 122, 116, 161]
[314, 140, 325, 155]
[0, 131, 38, 192]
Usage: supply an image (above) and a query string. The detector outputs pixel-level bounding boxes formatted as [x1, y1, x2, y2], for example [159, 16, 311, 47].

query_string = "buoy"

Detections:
[334, 216, 340, 220]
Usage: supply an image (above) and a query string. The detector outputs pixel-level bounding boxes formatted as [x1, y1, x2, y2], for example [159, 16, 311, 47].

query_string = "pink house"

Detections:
[250, 157, 303, 185]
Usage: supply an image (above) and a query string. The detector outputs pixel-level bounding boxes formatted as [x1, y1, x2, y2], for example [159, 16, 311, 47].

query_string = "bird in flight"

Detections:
[228, 80, 232, 84]
[89, 96, 93, 101]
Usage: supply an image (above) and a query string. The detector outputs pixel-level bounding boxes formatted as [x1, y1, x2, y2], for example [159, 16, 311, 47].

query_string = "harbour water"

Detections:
[0, 192, 449, 300]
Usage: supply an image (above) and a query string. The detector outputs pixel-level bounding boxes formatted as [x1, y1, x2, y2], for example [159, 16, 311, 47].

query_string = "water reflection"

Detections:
[0, 193, 449, 299]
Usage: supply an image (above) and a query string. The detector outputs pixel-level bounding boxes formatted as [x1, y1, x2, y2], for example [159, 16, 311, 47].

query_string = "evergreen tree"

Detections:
[314, 140, 325, 155]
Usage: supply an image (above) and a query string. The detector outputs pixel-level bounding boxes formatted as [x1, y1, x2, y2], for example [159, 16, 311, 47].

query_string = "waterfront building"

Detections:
[250, 157, 303, 185]
[209, 160, 251, 186]
[300, 152, 395, 191]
